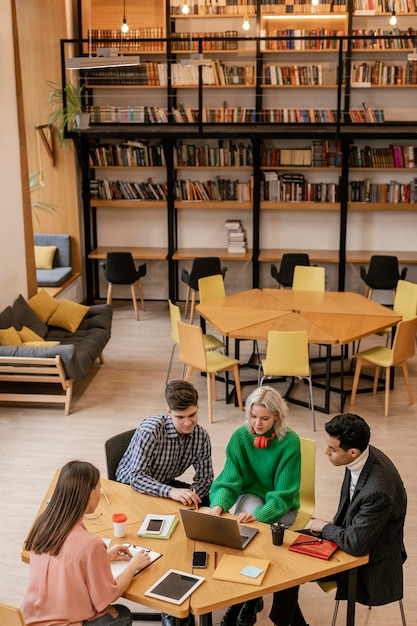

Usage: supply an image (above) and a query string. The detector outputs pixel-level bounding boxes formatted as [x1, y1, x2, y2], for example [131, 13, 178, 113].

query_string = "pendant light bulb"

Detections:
[182, 0, 190, 14]
[121, 17, 129, 33]
[312, 0, 319, 5]
[389, 10, 397, 25]
[242, 12, 250, 31]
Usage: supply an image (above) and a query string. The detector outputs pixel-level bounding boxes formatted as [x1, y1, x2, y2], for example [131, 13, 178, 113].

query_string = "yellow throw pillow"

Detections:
[28, 289, 59, 323]
[47, 299, 89, 333]
[17, 326, 44, 343]
[0, 326, 23, 346]
[34, 245, 57, 270]
[22, 341, 61, 347]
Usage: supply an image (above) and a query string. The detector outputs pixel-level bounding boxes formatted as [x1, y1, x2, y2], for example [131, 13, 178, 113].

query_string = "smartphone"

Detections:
[146, 518, 164, 535]
[192, 551, 208, 569]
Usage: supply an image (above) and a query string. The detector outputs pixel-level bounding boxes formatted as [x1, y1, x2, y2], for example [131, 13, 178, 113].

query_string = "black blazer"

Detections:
[322, 445, 407, 606]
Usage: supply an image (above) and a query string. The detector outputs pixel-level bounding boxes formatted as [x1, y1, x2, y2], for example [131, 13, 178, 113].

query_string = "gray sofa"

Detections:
[0, 295, 112, 413]
[34, 233, 72, 287]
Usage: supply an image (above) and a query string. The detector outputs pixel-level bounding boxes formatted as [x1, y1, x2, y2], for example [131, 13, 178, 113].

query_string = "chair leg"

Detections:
[331, 600, 339, 626]
[384, 366, 390, 417]
[189, 291, 197, 323]
[207, 373, 214, 424]
[399, 598, 407, 626]
[184, 286, 191, 318]
[306, 375, 316, 431]
[137, 279, 145, 311]
[373, 366, 380, 395]
[106, 283, 113, 306]
[130, 284, 139, 320]
[350, 358, 363, 406]
[166, 344, 177, 385]
[233, 364, 243, 411]
[401, 361, 415, 405]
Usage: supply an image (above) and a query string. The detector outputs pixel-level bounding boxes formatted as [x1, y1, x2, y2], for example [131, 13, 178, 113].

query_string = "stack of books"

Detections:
[225, 219, 246, 254]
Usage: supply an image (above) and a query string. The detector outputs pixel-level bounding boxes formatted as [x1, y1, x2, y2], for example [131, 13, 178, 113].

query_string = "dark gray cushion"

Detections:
[34, 234, 71, 267]
[0, 306, 16, 329]
[12, 295, 48, 338]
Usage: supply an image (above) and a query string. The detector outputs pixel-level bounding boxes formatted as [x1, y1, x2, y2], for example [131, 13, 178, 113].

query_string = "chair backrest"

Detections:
[292, 265, 325, 292]
[198, 274, 226, 304]
[274, 253, 310, 287]
[177, 321, 207, 371]
[103, 252, 138, 284]
[263, 330, 310, 378]
[188, 257, 222, 290]
[393, 280, 417, 320]
[364, 255, 401, 290]
[0, 602, 26, 626]
[168, 299, 182, 345]
[392, 315, 417, 365]
[104, 428, 136, 480]
[289, 437, 316, 531]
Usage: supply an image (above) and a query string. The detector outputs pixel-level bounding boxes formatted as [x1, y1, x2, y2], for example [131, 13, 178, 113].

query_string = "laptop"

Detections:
[179, 508, 259, 550]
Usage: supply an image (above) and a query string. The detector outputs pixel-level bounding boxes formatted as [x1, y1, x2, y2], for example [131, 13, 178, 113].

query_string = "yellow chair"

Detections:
[0, 602, 26, 626]
[177, 320, 243, 423]
[166, 300, 225, 384]
[317, 580, 406, 626]
[377, 279, 417, 345]
[288, 437, 316, 531]
[198, 273, 226, 304]
[259, 330, 316, 431]
[292, 265, 325, 291]
[350, 315, 417, 417]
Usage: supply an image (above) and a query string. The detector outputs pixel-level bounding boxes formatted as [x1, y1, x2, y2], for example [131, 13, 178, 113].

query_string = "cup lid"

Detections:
[112, 513, 127, 523]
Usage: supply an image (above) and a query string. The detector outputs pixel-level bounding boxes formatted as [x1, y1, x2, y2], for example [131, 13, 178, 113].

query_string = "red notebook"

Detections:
[289, 534, 339, 560]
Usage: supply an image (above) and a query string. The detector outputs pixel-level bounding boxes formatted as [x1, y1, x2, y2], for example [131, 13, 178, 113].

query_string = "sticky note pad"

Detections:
[240, 565, 264, 579]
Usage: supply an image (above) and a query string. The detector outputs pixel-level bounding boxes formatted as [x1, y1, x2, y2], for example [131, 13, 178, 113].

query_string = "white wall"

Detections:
[0, 1, 27, 311]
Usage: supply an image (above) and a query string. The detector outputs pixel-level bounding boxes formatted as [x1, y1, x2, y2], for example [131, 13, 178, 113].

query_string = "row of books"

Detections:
[170, 0, 257, 16]
[261, 29, 343, 51]
[261, 141, 342, 167]
[88, 106, 168, 124]
[171, 31, 238, 51]
[87, 29, 164, 52]
[349, 144, 416, 168]
[172, 61, 255, 87]
[262, 173, 340, 202]
[351, 28, 417, 50]
[89, 142, 166, 168]
[349, 179, 417, 203]
[174, 141, 253, 167]
[351, 60, 417, 86]
[345, 107, 385, 123]
[225, 219, 247, 253]
[174, 177, 253, 202]
[354, 0, 417, 12]
[258, 1, 346, 14]
[262, 64, 324, 86]
[90, 178, 168, 201]
[85, 63, 164, 86]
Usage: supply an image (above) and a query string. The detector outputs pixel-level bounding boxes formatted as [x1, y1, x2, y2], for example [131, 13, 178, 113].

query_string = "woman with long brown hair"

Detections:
[21, 460, 150, 626]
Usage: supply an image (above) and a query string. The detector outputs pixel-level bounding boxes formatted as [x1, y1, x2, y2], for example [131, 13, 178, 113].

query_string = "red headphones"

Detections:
[252, 429, 277, 448]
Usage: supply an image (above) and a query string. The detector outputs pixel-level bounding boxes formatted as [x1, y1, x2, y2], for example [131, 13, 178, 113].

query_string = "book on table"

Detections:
[137, 513, 179, 540]
[212, 554, 270, 585]
[289, 533, 339, 560]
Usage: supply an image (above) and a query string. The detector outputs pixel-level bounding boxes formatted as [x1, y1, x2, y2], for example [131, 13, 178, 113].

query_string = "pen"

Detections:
[213, 551, 217, 568]
[192, 488, 198, 510]
[296, 539, 323, 546]
[100, 487, 111, 505]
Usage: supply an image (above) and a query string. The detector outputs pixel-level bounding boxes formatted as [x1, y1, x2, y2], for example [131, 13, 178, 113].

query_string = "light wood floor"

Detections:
[1, 300, 416, 625]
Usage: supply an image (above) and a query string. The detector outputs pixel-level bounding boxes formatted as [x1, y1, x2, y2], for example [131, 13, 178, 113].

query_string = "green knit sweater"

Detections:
[209, 425, 301, 524]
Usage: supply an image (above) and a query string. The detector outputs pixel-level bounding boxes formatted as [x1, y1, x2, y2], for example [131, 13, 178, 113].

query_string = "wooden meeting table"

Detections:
[196, 289, 401, 413]
[22, 474, 368, 626]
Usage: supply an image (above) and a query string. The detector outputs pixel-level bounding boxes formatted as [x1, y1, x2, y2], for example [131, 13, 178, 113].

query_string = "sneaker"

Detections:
[236, 598, 264, 626]
[220, 603, 244, 626]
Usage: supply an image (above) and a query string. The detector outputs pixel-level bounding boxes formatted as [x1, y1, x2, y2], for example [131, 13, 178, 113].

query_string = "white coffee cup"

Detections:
[112, 513, 127, 538]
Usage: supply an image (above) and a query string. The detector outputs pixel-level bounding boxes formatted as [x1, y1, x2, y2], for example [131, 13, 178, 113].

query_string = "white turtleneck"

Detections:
[347, 446, 369, 499]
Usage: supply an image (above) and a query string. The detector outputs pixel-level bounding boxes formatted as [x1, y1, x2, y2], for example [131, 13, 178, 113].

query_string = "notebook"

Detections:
[213, 554, 270, 585]
[289, 534, 339, 560]
[179, 508, 258, 550]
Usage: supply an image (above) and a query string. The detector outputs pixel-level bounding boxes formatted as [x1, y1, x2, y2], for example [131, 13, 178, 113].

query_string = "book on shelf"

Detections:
[138, 514, 179, 540]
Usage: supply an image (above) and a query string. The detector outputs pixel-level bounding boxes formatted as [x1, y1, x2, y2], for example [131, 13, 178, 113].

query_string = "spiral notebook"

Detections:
[289, 534, 339, 560]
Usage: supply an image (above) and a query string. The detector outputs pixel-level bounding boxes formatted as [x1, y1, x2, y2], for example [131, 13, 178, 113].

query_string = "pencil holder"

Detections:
[271, 522, 285, 546]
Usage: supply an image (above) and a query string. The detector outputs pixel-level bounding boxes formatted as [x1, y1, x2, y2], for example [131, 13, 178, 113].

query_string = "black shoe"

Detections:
[237, 598, 264, 626]
[220, 603, 244, 626]
[161, 614, 175, 626]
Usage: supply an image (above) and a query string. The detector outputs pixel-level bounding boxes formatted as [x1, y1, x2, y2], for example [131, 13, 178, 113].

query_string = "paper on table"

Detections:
[110, 543, 162, 577]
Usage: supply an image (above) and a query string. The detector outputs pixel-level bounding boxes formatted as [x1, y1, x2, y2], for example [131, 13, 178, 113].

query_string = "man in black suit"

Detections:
[269, 413, 407, 625]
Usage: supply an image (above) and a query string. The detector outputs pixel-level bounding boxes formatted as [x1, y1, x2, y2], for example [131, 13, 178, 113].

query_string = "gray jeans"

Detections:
[83, 604, 132, 626]
[235, 493, 298, 527]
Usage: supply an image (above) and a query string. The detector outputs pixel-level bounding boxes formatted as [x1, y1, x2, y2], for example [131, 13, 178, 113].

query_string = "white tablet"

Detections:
[144, 569, 204, 605]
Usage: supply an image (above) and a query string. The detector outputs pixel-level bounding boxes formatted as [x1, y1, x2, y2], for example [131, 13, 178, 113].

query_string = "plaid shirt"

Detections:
[115, 414, 213, 498]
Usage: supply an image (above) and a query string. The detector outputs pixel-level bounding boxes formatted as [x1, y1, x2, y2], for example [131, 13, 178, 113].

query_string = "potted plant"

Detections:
[47, 80, 90, 145]
[29, 172, 57, 225]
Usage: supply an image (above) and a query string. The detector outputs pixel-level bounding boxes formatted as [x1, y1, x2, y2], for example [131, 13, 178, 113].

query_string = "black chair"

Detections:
[181, 257, 227, 321]
[360, 255, 407, 299]
[104, 428, 136, 480]
[102, 252, 147, 320]
[271, 253, 310, 288]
